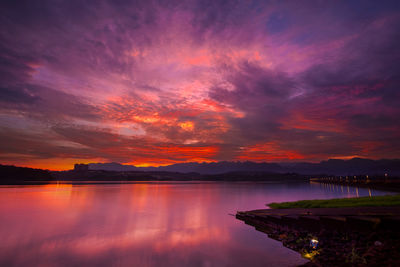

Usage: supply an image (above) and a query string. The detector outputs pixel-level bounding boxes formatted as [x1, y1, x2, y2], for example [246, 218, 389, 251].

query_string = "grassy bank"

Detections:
[268, 194, 400, 209]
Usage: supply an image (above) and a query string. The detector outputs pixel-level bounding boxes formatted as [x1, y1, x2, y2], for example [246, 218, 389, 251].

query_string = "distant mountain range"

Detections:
[88, 158, 400, 176]
[1, 158, 399, 184]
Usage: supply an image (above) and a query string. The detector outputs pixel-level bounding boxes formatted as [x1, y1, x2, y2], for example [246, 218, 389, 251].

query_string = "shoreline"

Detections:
[0, 179, 311, 186]
[237, 201, 400, 266]
[311, 178, 400, 193]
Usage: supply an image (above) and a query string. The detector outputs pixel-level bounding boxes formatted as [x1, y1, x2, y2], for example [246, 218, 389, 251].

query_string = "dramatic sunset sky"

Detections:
[1, 0, 399, 170]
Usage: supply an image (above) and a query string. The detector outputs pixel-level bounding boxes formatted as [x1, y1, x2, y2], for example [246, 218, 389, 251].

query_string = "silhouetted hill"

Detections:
[88, 161, 284, 174]
[157, 161, 284, 174]
[0, 164, 53, 184]
[281, 158, 400, 176]
[88, 162, 138, 171]
[53, 169, 307, 182]
[88, 158, 400, 176]
[2, 158, 399, 184]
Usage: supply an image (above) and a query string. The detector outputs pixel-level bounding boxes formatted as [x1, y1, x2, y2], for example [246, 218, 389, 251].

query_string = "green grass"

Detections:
[268, 194, 400, 209]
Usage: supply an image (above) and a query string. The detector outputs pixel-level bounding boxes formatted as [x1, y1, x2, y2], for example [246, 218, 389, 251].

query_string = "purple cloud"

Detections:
[0, 0, 399, 168]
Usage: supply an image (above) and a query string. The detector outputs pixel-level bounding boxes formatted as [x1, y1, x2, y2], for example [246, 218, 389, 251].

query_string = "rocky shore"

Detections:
[236, 207, 400, 266]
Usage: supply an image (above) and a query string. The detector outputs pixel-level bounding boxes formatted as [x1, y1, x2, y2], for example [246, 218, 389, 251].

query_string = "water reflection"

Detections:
[0, 182, 390, 266]
[309, 181, 388, 198]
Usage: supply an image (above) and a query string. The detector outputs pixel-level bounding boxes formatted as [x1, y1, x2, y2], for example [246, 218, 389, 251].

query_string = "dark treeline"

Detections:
[53, 169, 308, 182]
[0, 164, 53, 184]
[0, 163, 309, 184]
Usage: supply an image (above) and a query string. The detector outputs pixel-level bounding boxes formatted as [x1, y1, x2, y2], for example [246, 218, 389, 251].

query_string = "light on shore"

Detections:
[310, 239, 319, 249]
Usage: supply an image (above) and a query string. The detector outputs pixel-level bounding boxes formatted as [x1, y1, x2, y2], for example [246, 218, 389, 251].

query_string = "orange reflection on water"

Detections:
[0, 182, 327, 266]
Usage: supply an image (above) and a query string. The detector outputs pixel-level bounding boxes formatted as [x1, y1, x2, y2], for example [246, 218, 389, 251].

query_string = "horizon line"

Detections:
[3, 157, 400, 171]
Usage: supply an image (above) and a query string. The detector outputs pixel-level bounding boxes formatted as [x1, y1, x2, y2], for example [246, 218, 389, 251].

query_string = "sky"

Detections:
[1, 0, 400, 170]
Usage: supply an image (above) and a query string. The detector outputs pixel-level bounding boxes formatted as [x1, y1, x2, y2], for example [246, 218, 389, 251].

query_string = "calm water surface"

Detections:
[0, 182, 390, 267]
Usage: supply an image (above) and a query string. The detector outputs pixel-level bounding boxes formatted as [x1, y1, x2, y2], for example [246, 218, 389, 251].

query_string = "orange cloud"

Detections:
[236, 142, 305, 161]
[178, 121, 194, 131]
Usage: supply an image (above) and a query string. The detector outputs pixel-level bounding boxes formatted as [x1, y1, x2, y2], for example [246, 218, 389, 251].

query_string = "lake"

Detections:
[0, 181, 390, 266]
